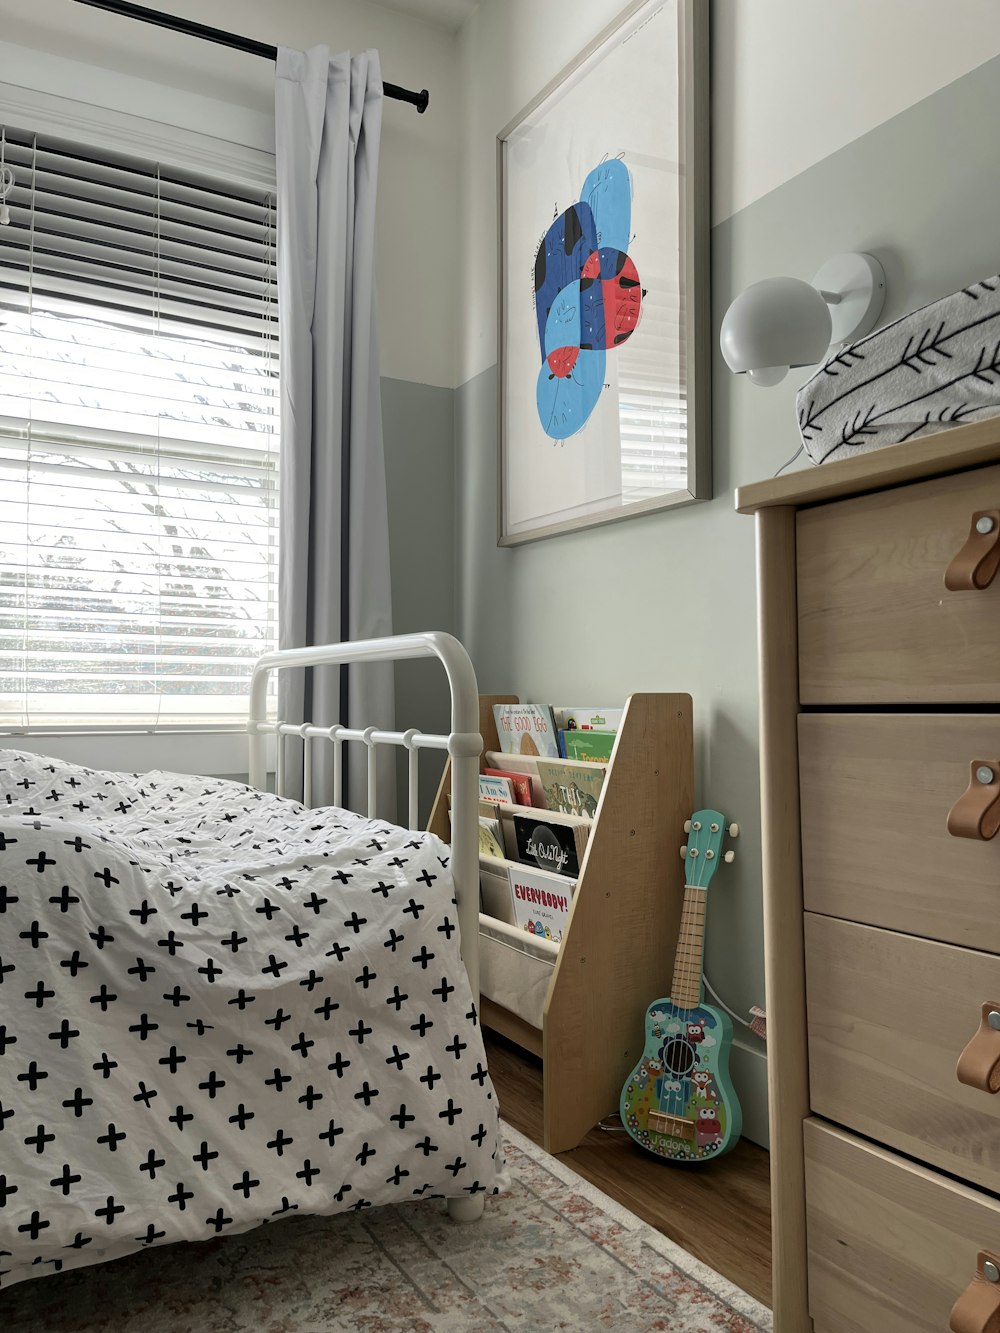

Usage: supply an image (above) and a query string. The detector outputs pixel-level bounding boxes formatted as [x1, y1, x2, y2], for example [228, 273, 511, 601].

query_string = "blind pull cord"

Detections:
[0, 129, 12, 225]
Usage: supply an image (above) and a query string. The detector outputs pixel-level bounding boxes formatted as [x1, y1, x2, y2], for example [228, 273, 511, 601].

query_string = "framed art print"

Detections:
[497, 0, 709, 545]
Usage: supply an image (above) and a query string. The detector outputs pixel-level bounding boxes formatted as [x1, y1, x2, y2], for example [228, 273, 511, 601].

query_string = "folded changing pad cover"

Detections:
[796, 274, 1000, 466]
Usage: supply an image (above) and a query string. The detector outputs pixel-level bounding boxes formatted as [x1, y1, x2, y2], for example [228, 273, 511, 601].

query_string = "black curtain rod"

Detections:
[71, 0, 430, 113]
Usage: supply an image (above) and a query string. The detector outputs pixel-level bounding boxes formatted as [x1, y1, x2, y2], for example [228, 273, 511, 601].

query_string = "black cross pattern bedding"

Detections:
[0, 751, 507, 1288]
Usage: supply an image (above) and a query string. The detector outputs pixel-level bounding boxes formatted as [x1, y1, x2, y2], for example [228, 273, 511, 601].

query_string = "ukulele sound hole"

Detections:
[661, 1038, 696, 1077]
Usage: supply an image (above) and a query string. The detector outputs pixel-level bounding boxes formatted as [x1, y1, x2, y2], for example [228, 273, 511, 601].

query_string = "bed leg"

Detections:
[446, 1194, 485, 1223]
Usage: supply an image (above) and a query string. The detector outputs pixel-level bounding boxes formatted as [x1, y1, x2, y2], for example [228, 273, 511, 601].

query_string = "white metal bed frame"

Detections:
[247, 631, 482, 999]
[247, 633, 487, 1222]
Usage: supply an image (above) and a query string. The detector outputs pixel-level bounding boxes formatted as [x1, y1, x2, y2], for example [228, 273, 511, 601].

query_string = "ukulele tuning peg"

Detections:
[679, 845, 687, 859]
[683, 819, 692, 833]
[728, 822, 740, 839]
[724, 850, 736, 864]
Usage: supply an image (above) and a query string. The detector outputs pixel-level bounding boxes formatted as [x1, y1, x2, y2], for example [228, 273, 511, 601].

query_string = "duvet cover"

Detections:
[0, 751, 505, 1288]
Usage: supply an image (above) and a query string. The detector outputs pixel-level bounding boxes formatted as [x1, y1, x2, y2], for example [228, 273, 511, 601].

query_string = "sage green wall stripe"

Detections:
[452, 53, 1000, 1147]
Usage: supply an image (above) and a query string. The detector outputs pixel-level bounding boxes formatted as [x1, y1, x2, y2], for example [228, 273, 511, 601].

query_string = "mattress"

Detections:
[797, 274, 1000, 465]
[0, 752, 507, 1288]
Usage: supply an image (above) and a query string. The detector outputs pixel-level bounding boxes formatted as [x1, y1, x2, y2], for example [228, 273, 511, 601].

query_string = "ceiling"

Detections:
[370, 0, 480, 33]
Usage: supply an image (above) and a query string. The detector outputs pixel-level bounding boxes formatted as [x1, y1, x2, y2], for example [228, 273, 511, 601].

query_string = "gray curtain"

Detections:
[275, 45, 395, 815]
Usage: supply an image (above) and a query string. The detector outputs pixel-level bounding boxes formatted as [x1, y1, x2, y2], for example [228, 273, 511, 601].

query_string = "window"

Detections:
[0, 125, 278, 731]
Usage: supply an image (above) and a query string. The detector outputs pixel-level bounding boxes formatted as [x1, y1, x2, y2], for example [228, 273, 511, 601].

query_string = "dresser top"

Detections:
[735, 416, 1000, 514]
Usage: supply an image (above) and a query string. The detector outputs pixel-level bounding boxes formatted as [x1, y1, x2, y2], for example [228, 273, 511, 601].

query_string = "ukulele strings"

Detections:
[670, 824, 718, 1144]
[660, 826, 704, 1132]
[679, 841, 704, 1128]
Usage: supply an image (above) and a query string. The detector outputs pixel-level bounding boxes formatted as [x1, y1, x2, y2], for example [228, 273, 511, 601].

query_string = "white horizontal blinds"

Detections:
[0, 125, 279, 730]
[617, 273, 688, 504]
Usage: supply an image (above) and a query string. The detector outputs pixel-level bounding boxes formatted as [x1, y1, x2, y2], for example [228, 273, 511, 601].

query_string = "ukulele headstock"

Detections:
[680, 810, 738, 889]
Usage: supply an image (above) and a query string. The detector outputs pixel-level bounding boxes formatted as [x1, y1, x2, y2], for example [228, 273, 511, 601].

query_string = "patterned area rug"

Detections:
[0, 1125, 772, 1331]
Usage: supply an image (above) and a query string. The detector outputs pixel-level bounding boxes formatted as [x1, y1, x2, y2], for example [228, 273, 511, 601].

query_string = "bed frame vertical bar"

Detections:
[332, 727, 344, 809]
[404, 730, 420, 831]
[275, 726, 285, 798]
[302, 730, 313, 808]
[364, 728, 378, 818]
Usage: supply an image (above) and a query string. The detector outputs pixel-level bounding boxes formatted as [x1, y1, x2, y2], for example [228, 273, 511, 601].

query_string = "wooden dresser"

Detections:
[737, 417, 1000, 1333]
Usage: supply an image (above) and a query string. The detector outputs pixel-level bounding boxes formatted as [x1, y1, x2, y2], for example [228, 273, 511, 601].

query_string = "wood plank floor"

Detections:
[485, 1030, 773, 1309]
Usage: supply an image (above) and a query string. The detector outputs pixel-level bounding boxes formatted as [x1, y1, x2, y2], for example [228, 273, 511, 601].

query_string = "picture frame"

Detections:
[497, 0, 710, 546]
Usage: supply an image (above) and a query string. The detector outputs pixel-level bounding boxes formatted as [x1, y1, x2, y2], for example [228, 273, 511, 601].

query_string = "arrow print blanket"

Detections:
[797, 274, 1000, 464]
[0, 751, 507, 1289]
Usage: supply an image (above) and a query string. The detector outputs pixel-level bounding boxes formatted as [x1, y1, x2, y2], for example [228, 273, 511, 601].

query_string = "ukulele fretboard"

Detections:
[669, 884, 707, 1009]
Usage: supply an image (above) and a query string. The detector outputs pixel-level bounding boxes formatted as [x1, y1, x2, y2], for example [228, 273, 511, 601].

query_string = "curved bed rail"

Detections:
[246, 632, 482, 1000]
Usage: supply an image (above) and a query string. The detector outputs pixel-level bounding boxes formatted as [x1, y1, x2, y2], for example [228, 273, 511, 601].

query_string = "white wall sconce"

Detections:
[720, 252, 886, 386]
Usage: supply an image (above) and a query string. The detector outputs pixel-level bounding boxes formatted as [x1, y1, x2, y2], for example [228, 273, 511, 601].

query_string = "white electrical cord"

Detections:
[773, 442, 804, 476]
[702, 971, 759, 1033]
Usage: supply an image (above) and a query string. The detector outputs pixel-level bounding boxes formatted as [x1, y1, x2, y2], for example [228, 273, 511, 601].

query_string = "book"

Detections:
[552, 706, 623, 733]
[493, 703, 560, 758]
[508, 863, 576, 943]
[507, 811, 588, 877]
[479, 773, 516, 805]
[448, 792, 514, 821]
[478, 817, 506, 859]
[482, 752, 547, 806]
[483, 766, 535, 807]
[562, 729, 616, 763]
[535, 760, 605, 818]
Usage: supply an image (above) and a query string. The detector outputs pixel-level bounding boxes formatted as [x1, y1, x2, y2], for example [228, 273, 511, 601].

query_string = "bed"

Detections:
[0, 632, 506, 1289]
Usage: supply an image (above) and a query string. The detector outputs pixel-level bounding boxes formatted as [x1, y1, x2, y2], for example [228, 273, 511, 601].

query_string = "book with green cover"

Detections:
[535, 760, 605, 818]
[562, 729, 616, 763]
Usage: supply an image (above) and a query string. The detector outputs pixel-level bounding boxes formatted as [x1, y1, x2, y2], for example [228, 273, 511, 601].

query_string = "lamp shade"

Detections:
[720, 276, 832, 378]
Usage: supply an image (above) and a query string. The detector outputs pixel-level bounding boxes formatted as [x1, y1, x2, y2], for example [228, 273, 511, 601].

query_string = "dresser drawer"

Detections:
[800, 713, 1000, 952]
[806, 913, 1000, 1192]
[797, 463, 1000, 704]
[805, 1118, 1000, 1333]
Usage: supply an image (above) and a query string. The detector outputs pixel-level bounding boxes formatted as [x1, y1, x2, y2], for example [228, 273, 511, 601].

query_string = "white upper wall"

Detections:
[712, 0, 1000, 224]
[0, 0, 460, 388]
[6, 0, 999, 389]
[457, 0, 1000, 385]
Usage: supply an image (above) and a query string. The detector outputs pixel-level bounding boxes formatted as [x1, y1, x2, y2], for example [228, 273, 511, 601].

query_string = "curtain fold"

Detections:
[275, 46, 395, 816]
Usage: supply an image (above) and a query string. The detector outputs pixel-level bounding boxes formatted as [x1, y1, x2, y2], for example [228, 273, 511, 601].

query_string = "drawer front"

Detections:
[797, 463, 1000, 704]
[800, 713, 1000, 953]
[805, 1118, 1000, 1333]
[806, 914, 1000, 1193]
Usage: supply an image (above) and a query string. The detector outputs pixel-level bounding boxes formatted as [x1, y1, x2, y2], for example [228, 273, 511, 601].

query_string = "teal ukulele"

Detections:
[620, 810, 742, 1163]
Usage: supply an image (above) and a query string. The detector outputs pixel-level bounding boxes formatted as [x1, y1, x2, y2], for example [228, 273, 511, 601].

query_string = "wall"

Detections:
[455, 0, 1000, 1147]
[0, 0, 460, 790]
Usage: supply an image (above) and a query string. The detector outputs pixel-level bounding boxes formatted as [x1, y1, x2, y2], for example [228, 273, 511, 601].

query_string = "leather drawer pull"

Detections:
[945, 510, 1000, 590]
[956, 1003, 1000, 1093]
[948, 761, 1000, 840]
[951, 1251, 1000, 1333]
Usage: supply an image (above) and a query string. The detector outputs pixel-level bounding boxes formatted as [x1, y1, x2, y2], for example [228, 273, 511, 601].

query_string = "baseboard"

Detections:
[730, 1040, 769, 1150]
